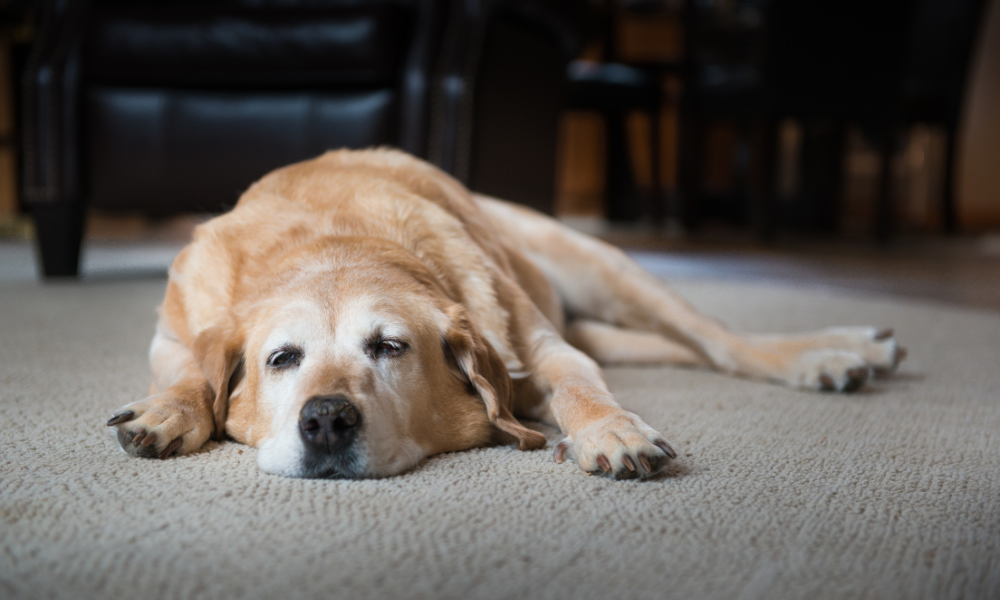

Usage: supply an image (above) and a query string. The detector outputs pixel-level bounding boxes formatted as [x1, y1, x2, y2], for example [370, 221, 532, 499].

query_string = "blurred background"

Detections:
[0, 0, 998, 307]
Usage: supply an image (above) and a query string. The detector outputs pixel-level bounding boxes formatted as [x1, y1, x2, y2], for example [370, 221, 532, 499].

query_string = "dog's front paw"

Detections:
[106, 392, 212, 459]
[554, 412, 676, 479]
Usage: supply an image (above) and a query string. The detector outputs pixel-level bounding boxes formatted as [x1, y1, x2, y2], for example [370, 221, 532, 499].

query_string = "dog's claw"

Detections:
[895, 346, 908, 366]
[159, 438, 183, 460]
[140, 432, 158, 448]
[818, 373, 836, 391]
[622, 455, 636, 472]
[132, 429, 147, 447]
[654, 439, 677, 459]
[596, 454, 611, 473]
[874, 327, 894, 340]
[106, 411, 135, 426]
[875, 346, 908, 378]
[843, 367, 869, 393]
[553, 440, 570, 464]
[638, 454, 652, 474]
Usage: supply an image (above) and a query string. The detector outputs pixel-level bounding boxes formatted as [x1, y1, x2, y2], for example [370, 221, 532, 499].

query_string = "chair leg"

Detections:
[31, 203, 86, 278]
[604, 109, 642, 222]
[648, 106, 664, 224]
[941, 125, 958, 234]
[677, 109, 703, 231]
[875, 123, 895, 242]
[752, 117, 778, 241]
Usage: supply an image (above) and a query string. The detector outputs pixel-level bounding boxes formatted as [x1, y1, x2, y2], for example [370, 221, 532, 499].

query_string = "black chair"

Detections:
[565, 60, 662, 223]
[678, 0, 924, 239]
[675, 0, 768, 231]
[899, 0, 988, 233]
[563, 0, 676, 224]
[22, 0, 446, 277]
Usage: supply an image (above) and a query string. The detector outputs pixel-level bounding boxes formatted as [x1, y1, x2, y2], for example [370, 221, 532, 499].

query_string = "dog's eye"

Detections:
[267, 348, 301, 369]
[367, 337, 407, 359]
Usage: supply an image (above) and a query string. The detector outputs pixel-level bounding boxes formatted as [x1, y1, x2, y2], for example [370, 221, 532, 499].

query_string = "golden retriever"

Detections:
[106, 149, 905, 479]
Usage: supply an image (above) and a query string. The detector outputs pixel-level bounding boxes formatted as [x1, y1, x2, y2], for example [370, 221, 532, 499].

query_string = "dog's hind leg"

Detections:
[478, 196, 904, 392]
[565, 319, 707, 367]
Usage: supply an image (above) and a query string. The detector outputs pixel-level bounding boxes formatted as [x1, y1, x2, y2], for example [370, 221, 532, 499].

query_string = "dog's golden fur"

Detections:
[108, 149, 904, 479]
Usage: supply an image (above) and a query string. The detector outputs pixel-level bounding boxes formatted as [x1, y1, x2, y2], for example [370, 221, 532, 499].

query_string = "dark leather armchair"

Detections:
[23, 0, 445, 276]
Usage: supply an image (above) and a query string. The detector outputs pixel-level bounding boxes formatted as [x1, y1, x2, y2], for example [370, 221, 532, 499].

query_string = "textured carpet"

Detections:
[1, 276, 998, 600]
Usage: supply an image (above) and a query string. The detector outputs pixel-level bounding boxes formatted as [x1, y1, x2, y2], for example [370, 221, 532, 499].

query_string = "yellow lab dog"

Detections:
[107, 149, 904, 479]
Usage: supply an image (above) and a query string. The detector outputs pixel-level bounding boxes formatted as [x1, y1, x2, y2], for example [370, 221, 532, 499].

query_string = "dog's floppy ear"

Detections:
[441, 305, 546, 451]
[191, 322, 244, 441]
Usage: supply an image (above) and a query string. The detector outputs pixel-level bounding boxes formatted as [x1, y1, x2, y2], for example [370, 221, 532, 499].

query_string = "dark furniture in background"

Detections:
[564, 0, 668, 224]
[900, 0, 988, 233]
[566, 58, 661, 222]
[678, 0, 918, 238]
[23, 0, 447, 277]
[764, 0, 918, 240]
[19, 0, 989, 277]
[22, 0, 594, 277]
[428, 0, 594, 214]
[676, 0, 987, 240]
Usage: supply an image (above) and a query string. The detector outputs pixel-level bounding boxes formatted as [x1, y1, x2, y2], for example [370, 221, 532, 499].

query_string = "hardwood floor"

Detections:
[601, 228, 1000, 312]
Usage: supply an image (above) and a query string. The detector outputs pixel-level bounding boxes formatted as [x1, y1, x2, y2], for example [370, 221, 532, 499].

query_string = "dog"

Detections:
[106, 149, 905, 479]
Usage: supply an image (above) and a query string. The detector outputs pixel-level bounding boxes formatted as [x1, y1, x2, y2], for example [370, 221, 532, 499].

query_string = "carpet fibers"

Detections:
[1, 277, 998, 600]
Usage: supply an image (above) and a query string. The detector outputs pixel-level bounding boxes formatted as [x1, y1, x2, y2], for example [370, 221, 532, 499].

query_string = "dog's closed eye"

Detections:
[366, 335, 408, 359]
[267, 346, 302, 369]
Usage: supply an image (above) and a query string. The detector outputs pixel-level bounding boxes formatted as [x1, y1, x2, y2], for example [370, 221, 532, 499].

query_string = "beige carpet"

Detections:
[1, 277, 998, 600]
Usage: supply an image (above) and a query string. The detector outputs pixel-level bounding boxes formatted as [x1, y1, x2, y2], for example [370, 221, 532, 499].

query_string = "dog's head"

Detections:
[194, 239, 545, 478]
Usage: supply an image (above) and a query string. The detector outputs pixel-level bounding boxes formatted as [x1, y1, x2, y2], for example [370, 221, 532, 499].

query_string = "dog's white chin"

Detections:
[255, 431, 424, 478]
[256, 434, 306, 477]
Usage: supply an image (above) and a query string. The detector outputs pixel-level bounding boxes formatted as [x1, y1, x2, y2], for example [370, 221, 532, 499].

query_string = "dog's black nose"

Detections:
[299, 395, 361, 452]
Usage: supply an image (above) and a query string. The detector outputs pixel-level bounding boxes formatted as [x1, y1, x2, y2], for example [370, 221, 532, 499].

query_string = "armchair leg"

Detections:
[605, 109, 643, 222]
[677, 111, 704, 231]
[875, 122, 896, 242]
[940, 126, 958, 234]
[31, 203, 85, 278]
[752, 117, 778, 242]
